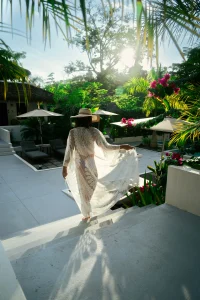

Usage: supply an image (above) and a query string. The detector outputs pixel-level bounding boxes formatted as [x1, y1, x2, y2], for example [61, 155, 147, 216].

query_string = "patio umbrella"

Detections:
[17, 109, 63, 144]
[93, 109, 118, 129]
[149, 117, 189, 156]
[111, 117, 189, 156]
[93, 109, 118, 116]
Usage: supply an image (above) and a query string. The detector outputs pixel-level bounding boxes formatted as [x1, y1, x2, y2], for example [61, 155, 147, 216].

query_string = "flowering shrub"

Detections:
[148, 73, 180, 99]
[126, 175, 165, 207]
[165, 151, 183, 166]
[121, 117, 135, 127]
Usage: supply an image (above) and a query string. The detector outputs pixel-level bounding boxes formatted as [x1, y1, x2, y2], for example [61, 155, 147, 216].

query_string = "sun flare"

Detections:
[119, 47, 135, 68]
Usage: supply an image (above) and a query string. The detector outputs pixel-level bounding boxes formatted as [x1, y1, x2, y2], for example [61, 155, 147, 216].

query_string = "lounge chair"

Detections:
[21, 141, 49, 160]
[49, 139, 66, 156]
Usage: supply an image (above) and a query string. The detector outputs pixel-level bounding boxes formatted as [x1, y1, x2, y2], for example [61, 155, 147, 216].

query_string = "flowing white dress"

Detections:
[63, 127, 139, 217]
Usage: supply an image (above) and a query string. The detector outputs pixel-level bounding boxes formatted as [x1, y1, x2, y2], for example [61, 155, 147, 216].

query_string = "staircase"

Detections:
[1, 205, 156, 300]
[0, 139, 15, 156]
[2, 203, 200, 300]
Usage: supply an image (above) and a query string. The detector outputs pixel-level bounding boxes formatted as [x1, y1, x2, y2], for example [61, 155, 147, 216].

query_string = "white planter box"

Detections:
[166, 165, 200, 216]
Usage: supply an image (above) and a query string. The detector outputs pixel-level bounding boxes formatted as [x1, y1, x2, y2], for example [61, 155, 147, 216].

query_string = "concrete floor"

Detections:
[0, 147, 161, 240]
[4, 204, 200, 300]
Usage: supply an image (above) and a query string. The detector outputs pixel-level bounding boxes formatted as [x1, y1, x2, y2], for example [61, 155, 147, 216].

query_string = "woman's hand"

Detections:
[120, 144, 135, 151]
[62, 166, 68, 179]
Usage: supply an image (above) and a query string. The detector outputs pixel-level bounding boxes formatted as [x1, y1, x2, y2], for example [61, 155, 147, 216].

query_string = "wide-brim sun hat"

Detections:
[70, 108, 100, 123]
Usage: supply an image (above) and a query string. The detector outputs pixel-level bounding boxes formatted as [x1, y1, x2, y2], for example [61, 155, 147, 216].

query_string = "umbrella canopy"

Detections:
[17, 109, 63, 118]
[149, 117, 188, 133]
[17, 109, 63, 144]
[93, 109, 118, 116]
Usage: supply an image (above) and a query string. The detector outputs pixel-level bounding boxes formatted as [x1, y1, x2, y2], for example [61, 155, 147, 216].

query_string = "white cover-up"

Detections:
[63, 127, 139, 217]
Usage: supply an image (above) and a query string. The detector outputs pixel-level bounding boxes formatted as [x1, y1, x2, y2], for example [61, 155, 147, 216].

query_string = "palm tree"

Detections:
[0, 0, 85, 95]
[1, 1, 200, 92]
[170, 84, 200, 144]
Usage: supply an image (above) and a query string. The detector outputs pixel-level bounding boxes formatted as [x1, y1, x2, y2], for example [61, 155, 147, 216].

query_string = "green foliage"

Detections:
[143, 97, 164, 116]
[126, 173, 164, 208]
[170, 84, 200, 144]
[113, 95, 143, 111]
[184, 157, 200, 170]
[113, 77, 149, 111]
[20, 118, 42, 142]
[124, 77, 150, 95]
[0, 40, 30, 99]
[147, 158, 169, 190]
[45, 81, 108, 110]
[172, 46, 200, 84]
[142, 136, 151, 146]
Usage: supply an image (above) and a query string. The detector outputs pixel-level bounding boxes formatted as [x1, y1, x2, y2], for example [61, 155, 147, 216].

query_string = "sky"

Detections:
[1, 1, 188, 82]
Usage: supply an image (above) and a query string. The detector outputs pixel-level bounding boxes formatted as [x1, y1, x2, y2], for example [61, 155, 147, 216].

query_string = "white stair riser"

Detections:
[0, 147, 14, 152]
[0, 151, 15, 156]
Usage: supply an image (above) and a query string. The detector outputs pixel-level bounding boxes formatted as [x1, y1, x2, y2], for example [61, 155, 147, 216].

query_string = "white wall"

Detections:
[0, 126, 22, 142]
[166, 165, 200, 216]
[0, 128, 10, 143]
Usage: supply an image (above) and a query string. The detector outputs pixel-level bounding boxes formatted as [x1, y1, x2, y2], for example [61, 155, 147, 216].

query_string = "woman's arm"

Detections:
[94, 129, 135, 151]
[62, 130, 74, 178]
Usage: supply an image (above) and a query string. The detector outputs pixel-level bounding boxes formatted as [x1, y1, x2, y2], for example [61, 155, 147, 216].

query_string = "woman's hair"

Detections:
[75, 116, 92, 128]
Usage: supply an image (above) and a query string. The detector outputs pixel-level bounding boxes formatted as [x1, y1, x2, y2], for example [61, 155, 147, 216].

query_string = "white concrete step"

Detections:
[4, 204, 157, 300]
[0, 141, 12, 147]
[0, 241, 26, 300]
[3, 205, 156, 261]
[0, 142, 15, 156]
[0, 151, 15, 156]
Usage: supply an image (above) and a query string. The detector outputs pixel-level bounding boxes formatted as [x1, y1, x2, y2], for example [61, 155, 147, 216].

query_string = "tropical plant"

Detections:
[0, 0, 84, 96]
[0, 40, 30, 99]
[170, 84, 200, 144]
[184, 157, 200, 170]
[171, 46, 200, 84]
[143, 73, 182, 115]
[20, 117, 55, 143]
[113, 77, 149, 111]
[128, 0, 200, 64]
[147, 152, 183, 193]
[124, 173, 164, 208]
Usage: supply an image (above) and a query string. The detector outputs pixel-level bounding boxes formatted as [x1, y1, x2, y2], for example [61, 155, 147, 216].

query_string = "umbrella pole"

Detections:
[161, 133, 166, 158]
[38, 118, 43, 145]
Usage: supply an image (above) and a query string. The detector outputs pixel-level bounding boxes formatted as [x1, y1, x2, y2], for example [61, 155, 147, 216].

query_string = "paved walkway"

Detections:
[0, 147, 161, 239]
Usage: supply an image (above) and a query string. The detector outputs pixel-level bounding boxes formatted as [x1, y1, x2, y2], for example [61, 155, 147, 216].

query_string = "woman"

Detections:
[62, 108, 139, 220]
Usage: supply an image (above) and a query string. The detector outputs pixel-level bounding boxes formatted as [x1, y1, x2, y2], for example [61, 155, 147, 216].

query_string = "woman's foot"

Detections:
[82, 216, 90, 221]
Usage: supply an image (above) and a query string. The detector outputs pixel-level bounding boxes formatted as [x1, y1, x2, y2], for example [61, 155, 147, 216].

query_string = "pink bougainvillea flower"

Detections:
[148, 92, 154, 97]
[152, 183, 157, 187]
[164, 73, 170, 80]
[178, 158, 183, 165]
[128, 118, 134, 122]
[172, 153, 181, 160]
[127, 120, 133, 127]
[174, 87, 180, 94]
[158, 78, 167, 87]
[165, 152, 170, 156]
[121, 118, 127, 124]
[150, 80, 157, 88]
